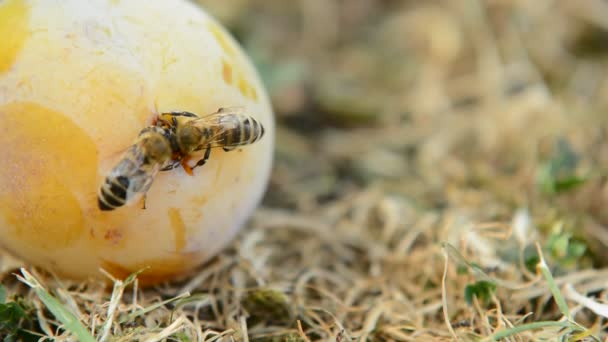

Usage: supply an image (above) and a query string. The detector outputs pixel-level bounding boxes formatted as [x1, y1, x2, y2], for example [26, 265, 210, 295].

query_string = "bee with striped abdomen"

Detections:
[98, 107, 265, 211]
[158, 107, 265, 175]
[98, 125, 173, 211]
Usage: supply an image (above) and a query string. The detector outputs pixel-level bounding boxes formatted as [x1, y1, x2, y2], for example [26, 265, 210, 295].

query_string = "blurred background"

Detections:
[191, 1, 608, 339]
[196, 0, 608, 240]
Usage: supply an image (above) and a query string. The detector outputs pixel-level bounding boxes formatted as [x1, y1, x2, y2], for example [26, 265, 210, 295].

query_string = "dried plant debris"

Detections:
[1, 0, 608, 340]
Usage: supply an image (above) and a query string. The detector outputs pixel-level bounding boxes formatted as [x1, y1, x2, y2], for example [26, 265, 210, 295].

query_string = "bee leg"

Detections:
[191, 146, 212, 171]
[180, 155, 194, 176]
[160, 160, 180, 171]
[162, 111, 199, 118]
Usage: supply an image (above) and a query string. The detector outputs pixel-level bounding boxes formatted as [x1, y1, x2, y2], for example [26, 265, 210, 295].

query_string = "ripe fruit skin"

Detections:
[0, 0, 274, 284]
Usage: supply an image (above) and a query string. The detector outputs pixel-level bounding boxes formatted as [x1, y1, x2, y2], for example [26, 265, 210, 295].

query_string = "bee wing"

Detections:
[124, 162, 162, 204]
[187, 108, 263, 149]
[161, 106, 246, 119]
[213, 106, 246, 116]
[112, 138, 167, 204]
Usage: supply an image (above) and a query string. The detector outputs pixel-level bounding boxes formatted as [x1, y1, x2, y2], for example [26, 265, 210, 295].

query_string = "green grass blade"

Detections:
[16, 268, 95, 342]
[491, 321, 571, 341]
[442, 242, 491, 280]
[0, 284, 6, 304]
[535, 243, 571, 320]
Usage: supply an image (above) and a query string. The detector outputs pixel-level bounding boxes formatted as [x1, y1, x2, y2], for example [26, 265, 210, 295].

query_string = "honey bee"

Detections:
[157, 107, 266, 175]
[98, 125, 173, 211]
[98, 107, 265, 211]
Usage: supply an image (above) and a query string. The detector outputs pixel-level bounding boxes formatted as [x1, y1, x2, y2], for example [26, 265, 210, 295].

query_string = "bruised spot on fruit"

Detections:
[222, 59, 233, 85]
[0, 102, 98, 250]
[101, 253, 200, 285]
[238, 76, 250, 98]
[168, 207, 186, 252]
[103, 228, 123, 245]
[223, 62, 258, 102]
[0, 0, 30, 74]
[209, 22, 237, 57]
[249, 84, 259, 101]
[87, 190, 134, 244]
[236, 76, 258, 101]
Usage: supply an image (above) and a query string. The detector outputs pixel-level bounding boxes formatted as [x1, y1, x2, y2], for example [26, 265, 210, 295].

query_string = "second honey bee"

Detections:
[98, 125, 173, 211]
[98, 107, 266, 211]
[157, 107, 266, 175]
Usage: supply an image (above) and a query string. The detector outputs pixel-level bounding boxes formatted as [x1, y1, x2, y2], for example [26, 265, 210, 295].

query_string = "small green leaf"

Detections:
[456, 264, 468, 275]
[524, 255, 540, 273]
[464, 280, 496, 306]
[0, 294, 35, 341]
[551, 233, 570, 259]
[546, 226, 588, 267]
[172, 331, 191, 342]
[0, 285, 6, 304]
[553, 176, 588, 193]
[0, 302, 28, 329]
[568, 240, 587, 259]
[242, 288, 291, 324]
[537, 138, 588, 195]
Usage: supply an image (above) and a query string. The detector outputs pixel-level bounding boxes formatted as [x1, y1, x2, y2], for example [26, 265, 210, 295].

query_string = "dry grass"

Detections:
[2, 0, 608, 341]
